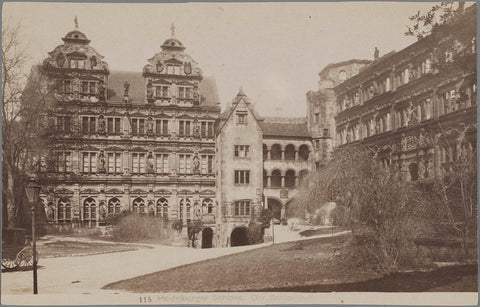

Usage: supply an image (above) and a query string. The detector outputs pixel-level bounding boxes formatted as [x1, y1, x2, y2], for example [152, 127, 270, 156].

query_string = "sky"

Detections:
[3, 1, 440, 117]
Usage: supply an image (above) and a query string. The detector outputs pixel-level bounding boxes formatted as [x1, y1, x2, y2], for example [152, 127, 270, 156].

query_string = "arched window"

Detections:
[156, 198, 169, 220]
[339, 70, 347, 82]
[285, 169, 296, 188]
[83, 197, 96, 225]
[271, 169, 282, 188]
[202, 198, 214, 214]
[148, 201, 155, 216]
[108, 197, 121, 214]
[298, 144, 310, 161]
[271, 144, 282, 160]
[58, 198, 71, 223]
[285, 144, 295, 160]
[132, 197, 144, 214]
[179, 198, 191, 220]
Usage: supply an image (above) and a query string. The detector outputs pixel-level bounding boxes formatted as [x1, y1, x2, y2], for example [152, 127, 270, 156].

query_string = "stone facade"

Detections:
[333, 5, 477, 181]
[37, 23, 317, 248]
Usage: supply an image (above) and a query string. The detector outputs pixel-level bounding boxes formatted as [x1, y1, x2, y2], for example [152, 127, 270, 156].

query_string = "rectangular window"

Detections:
[89, 82, 96, 94]
[56, 152, 64, 172]
[82, 152, 97, 173]
[179, 121, 185, 137]
[107, 118, 114, 134]
[107, 153, 121, 174]
[82, 117, 96, 134]
[179, 154, 191, 174]
[207, 122, 214, 137]
[237, 113, 247, 124]
[208, 155, 214, 173]
[234, 145, 250, 158]
[82, 82, 89, 94]
[156, 120, 169, 136]
[314, 113, 319, 124]
[132, 153, 146, 173]
[186, 88, 192, 99]
[234, 170, 250, 184]
[234, 200, 251, 216]
[186, 121, 191, 136]
[108, 118, 121, 134]
[201, 121, 207, 137]
[201, 155, 207, 174]
[179, 87, 185, 99]
[132, 119, 145, 135]
[156, 154, 169, 174]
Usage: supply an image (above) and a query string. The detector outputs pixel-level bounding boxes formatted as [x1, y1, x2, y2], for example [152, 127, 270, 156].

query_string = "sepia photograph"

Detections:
[1, 1, 478, 305]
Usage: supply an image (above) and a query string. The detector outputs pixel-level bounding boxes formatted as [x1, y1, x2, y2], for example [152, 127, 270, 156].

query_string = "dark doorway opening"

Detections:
[202, 227, 213, 248]
[231, 227, 249, 247]
[268, 198, 282, 221]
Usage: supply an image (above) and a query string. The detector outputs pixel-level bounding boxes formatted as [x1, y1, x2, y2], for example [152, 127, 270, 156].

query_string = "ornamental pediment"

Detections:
[130, 112, 147, 117]
[55, 188, 74, 195]
[131, 188, 148, 195]
[154, 189, 172, 195]
[131, 146, 148, 152]
[165, 58, 183, 65]
[154, 147, 171, 153]
[153, 112, 171, 118]
[66, 51, 88, 59]
[80, 188, 99, 194]
[150, 79, 172, 85]
[105, 146, 123, 152]
[200, 189, 215, 196]
[177, 148, 194, 153]
[82, 145, 100, 151]
[199, 148, 215, 154]
[178, 189, 194, 195]
[177, 114, 194, 119]
[105, 188, 124, 194]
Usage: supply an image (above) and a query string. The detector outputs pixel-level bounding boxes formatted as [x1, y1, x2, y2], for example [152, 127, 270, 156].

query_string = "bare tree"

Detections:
[2, 22, 56, 228]
[291, 145, 433, 272]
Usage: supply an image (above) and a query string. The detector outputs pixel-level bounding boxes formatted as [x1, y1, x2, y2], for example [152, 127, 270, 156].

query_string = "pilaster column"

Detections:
[281, 150, 285, 160]
[281, 176, 285, 188]
[267, 176, 271, 187]
[294, 151, 298, 161]
[267, 150, 271, 160]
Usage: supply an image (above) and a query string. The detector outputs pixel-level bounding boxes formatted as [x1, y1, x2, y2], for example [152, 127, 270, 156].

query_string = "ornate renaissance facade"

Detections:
[332, 4, 476, 181]
[37, 22, 316, 247]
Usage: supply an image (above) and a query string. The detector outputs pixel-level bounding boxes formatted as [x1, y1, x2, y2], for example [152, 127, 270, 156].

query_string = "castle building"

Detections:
[38, 22, 316, 247]
[332, 4, 476, 181]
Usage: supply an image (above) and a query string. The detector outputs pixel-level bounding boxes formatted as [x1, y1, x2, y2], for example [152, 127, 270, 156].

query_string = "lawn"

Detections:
[103, 234, 378, 292]
[104, 233, 477, 293]
[37, 240, 150, 259]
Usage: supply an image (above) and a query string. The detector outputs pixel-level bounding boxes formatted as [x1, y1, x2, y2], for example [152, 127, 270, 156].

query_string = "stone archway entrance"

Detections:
[201, 227, 213, 248]
[231, 227, 249, 247]
[267, 198, 283, 221]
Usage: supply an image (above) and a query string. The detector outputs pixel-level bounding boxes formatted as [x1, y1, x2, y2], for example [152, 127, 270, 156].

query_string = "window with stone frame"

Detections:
[56, 115, 71, 133]
[236, 112, 247, 124]
[108, 198, 122, 214]
[107, 117, 121, 134]
[56, 151, 72, 173]
[155, 153, 169, 174]
[132, 153, 146, 173]
[82, 116, 96, 134]
[234, 170, 250, 184]
[131, 118, 145, 135]
[178, 120, 191, 137]
[234, 200, 251, 216]
[179, 154, 192, 174]
[234, 145, 250, 158]
[82, 152, 97, 173]
[57, 198, 71, 223]
[155, 86, 169, 98]
[156, 198, 169, 220]
[107, 152, 122, 174]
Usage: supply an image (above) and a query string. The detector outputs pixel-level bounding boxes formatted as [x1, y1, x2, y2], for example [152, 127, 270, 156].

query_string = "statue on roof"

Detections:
[171, 23, 175, 37]
[74, 16, 79, 29]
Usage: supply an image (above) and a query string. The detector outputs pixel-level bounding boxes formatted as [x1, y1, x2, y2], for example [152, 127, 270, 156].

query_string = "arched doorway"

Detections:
[267, 198, 283, 221]
[202, 227, 213, 248]
[231, 227, 249, 247]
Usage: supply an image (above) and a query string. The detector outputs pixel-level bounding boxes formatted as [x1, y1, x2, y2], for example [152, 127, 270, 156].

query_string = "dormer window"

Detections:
[339, 70, 347, 82]
[90, 56, 97, 68]
[178, 87, 192, 99]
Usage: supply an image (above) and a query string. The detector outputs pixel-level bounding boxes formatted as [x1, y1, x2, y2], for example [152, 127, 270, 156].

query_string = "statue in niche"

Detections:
[90, 56, 97, 68]
[193, 119, 200, 138]
[98, 116, 106, 134]
[407, 104, 419, 126]
[146, 117, 154, 135]
[146, 82, 154, 101]
[193, 154, 200, 173]
[193, 86, 200, 106]
[146, 153, 154, 174]
[98, 151, 106, 173]
[98, 81, 106, 101]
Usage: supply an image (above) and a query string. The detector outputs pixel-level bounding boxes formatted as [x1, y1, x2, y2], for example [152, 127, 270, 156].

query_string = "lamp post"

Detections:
[25, 182, 40, 295]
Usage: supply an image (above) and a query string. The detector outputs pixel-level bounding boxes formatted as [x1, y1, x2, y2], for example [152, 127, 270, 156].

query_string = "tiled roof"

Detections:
[107, 70, 220, 106]
[261, 117, 310, 138]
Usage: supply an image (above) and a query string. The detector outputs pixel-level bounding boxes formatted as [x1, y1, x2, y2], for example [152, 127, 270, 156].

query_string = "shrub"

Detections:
[331, 205, 351, 227]
[111, 214, 173, 242]
[259, 209, 273, 228]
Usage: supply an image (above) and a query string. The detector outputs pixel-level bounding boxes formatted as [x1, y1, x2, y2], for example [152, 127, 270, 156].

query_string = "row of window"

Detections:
[48, 197, 216, 223]
[337, 84, 477, 145]
[147, 85, 194, 99]
[50, 151, 214, 175]
[262, 144, 310, 161]
[59, 116, 215, 138]
[63, 80, 98, 95]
